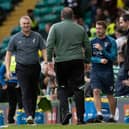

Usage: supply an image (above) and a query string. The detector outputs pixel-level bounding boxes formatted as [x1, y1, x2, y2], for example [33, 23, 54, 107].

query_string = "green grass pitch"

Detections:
[1, 123, 129, 129]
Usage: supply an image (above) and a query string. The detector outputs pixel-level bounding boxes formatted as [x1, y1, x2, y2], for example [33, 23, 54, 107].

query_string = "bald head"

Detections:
[61, 7, 73, 20]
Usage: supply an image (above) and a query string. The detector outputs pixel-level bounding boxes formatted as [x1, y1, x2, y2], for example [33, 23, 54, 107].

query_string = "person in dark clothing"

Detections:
[27, 9, 39, 32]
[47, 7, 91, 125]
[90, 20, 117, 122]
[115, 14, 129, 96]
[5, 16, 47, 124]
[0, 55, 22, 123]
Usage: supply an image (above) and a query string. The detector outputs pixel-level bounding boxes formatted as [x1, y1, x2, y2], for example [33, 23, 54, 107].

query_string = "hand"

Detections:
[84, 63, 91, 72]
[42, 62, 48, 75]
[2, 85, 8, 90]
[6, 70, 11, 80]
[94, 43, 103, 51]
[48, 62, 55, 76]
[101, 58, 108, 64]
[122, 80, 129, 86]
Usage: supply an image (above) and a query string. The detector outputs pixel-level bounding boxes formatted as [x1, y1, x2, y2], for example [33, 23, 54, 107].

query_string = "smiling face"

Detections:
[20, 16, 32, 34]
[119, 16, 129, 31]
[95, 21, 107, 39]
[96, 24, 106, 38]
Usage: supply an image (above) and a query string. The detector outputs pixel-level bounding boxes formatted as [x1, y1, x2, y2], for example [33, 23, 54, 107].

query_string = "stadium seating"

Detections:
[0, 0, 14, 12]
[0, 37, 10, 61]
[34, 0, 64, 32]
[10, 26, 21, 35]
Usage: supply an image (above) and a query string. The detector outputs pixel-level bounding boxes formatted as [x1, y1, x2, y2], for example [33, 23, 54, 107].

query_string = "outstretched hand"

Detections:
[47, 62, 56, 76]
[6, 70, 11, 80]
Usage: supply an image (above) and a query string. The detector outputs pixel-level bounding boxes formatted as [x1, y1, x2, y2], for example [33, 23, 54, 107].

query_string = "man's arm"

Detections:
[102, 38, 117, 61]
[5, 51, 12, 80]
[47, 25, 56, 62]
[46, 25, 56, 75]
[41, 49, 47, 63]
[82, 31, 91, 72]
[83, 31, 91, 63]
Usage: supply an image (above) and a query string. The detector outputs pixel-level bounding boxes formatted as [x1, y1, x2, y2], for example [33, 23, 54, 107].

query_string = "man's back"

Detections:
[47, 20, 89, 62]
[46, 7, 91, 125]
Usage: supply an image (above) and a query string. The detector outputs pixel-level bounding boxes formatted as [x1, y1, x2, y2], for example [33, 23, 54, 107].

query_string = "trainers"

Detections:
[107, 117, 116, 123]
[62, 112, 72, 125]
[26, 116, 34, 124]
[95, 115, 103, 123]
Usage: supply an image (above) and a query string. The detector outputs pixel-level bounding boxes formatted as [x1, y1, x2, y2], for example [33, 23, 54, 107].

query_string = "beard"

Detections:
[97, 32, 105, 38]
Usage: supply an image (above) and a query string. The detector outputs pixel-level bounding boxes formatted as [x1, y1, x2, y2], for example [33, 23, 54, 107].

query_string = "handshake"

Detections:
[41, 62, 56, 77]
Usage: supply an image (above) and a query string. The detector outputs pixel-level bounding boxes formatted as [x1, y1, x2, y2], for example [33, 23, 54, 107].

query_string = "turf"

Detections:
[1, 123, 129, 129]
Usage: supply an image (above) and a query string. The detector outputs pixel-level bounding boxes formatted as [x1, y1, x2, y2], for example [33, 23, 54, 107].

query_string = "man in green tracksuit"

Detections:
[47, 7, 91, 125]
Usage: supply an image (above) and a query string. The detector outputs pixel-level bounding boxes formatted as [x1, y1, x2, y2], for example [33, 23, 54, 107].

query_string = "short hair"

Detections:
[96, 20, 107, 29]
[121, 13, 129, 21]
[19, 16, 32, 25]
[61, 7, 73, 19]
[115, 27, 125, 35]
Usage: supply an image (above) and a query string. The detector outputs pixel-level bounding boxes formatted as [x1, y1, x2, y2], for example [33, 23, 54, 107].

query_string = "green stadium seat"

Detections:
[39, 14, 59, 23]
[34, 7, 52, 17]
[40, 0, 64, 5]
[0, 47, 7, 60]
[10, 26, 21, 35]
[52, 6, 64, 14]
[0, 60, 3, 66]
[0, 2, 13, 11]
[38, 23, 46, 31]
[35, 1, 46, 8]
[44, 0, 58, 5]
[35, 0, 61, 8]
[0, 0, 12, 2]
[33, 8, 41, 17]
[0, 37, 10, 59]
[1, 37, 10, 49]
[84, 11, 92, 27]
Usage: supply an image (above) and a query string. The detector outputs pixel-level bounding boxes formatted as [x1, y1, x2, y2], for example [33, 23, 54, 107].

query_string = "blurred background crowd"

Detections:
[0, 0, 129, 101]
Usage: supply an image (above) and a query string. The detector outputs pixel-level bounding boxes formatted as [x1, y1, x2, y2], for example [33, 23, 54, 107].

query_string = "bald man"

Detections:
[5, 16, 47, 124]
[47, 7, 91, 125]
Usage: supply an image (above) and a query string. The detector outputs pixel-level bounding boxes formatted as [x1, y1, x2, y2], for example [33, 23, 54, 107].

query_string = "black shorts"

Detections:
[55, 59, 85, 90]
[90, 69, 114, 95]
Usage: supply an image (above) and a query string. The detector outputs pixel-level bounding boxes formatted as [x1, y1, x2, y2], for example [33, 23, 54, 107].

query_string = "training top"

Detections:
[47, 19, 91, 63]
